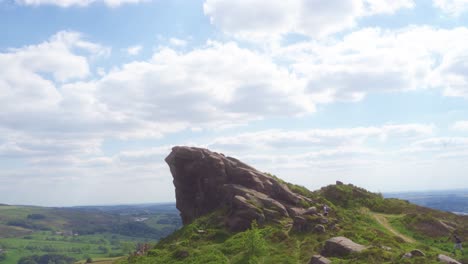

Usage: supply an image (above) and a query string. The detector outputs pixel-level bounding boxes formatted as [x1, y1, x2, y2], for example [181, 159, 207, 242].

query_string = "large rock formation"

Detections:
[165, 146, 312, 231]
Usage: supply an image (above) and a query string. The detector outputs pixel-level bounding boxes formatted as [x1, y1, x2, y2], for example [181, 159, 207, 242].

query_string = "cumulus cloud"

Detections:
[275, 26, 468, 100]
[203, 0, 414, 40]
[433, 0, 468, 16]
[95, 41, 314, 128]
[15, 0, 147, 7]
[0, 31, 106, 116]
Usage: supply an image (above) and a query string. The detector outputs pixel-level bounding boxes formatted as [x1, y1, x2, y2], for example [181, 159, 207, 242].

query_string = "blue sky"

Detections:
[1, 0, 468, 206]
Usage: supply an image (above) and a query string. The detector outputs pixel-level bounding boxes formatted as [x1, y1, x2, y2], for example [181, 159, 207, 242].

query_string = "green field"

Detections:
[0, 204, 181, 264]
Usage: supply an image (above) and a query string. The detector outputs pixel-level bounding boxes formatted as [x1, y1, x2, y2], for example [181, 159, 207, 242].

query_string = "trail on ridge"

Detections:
[372, 213, 416, 243]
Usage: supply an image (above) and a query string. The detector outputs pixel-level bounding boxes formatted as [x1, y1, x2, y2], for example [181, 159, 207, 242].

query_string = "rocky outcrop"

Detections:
[321, 236, 367, 257]
[165, 146, 312, 231]
[438, 254, 461, 264]
[309, 255, 331, 264]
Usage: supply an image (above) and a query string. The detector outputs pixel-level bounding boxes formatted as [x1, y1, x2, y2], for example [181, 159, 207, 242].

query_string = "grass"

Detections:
[117, 183, 468, 264]
[0, 205, 181, 264]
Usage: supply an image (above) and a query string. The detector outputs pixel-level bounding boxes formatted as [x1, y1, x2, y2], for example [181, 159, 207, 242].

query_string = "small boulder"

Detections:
[381, 246, 392, 251]
[321, 236, 366, 257]
[402, 252, 412, 259]
[304, 207, 318, 215]
[314, 224, 326, 233]
[319, 217, 329, 224]
[410, 249, 425, 257]
[438, 254, 462, 264]
[309, 255, 331, 264]
[292, 216, 309, 232]
[336, 181, 344, 185]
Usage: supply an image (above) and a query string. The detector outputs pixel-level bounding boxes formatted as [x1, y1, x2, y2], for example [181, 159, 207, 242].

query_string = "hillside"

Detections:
[0, 204, 181, 264]
[118, 146, 467, 264]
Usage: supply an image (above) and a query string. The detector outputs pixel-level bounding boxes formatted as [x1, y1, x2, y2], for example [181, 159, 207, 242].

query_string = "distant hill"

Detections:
[117, 147, 468, 264]
[0, 203, 181, 264]
[385, 190, 468, 215]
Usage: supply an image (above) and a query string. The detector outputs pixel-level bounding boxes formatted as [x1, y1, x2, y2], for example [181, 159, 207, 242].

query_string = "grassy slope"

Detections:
[119, 181, 468, 264]
[0, 205, 180, 264]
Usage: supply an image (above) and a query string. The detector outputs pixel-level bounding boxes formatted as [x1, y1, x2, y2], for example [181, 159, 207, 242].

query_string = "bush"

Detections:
[27, 214, 46, 220]
[0, 253, 6, 262]
[242, 221, 267, 263]
[17, 254, 75, 264]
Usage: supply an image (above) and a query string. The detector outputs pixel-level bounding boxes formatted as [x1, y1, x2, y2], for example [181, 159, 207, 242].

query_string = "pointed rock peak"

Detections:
[165, 146, 314, 231]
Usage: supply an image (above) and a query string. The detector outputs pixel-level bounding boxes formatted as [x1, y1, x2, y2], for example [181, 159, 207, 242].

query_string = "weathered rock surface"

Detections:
[321, 236, 367, 257]
[165, 146, 310, 231]
[309, 255, 331, 264]
[438, 254, 462, 264]
[410, 249, 425, 257]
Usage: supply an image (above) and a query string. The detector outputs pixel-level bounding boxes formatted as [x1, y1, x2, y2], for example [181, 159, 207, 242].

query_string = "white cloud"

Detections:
[208, 124, 434, 153]
[15, 0, 147, 7]
[453, 120, 468, 131]
[169, 38, 187, 47]
[433, 0, 468, 16]
[95, 41, 315, 128]
[275, 26, 468, 101]
[203, 0, 414, 40]
[126, 45, 142, 56]
[0, 31, 107, 117]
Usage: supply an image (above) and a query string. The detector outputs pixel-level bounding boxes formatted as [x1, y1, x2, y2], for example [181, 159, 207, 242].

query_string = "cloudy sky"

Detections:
[1, 0, 468, 206]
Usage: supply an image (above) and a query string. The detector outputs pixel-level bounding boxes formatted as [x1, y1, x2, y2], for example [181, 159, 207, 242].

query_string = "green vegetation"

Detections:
[0, 204, 181, 264]
[1, 182, 466, 264]
[17, 254, 76, 264]
[117, 182, 467, 264]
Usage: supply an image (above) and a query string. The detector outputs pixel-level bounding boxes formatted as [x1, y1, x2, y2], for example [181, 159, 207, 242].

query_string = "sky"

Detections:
[1, 0, 468, 206]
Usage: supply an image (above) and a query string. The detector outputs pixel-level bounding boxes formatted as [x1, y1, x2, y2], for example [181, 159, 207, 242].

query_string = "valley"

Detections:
[0, 204, 181, 264]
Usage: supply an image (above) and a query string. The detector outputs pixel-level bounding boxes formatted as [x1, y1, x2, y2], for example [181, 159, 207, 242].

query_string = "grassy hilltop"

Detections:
[117, 180, 468, 264]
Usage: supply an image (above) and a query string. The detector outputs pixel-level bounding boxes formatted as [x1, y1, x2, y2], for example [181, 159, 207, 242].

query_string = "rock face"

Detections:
[165, 146, 311, 231]
[410, 249, 425, 257]
[309, 255, 331, 264]
[321, 236, 367, 257]
[438, 254, 461, 264]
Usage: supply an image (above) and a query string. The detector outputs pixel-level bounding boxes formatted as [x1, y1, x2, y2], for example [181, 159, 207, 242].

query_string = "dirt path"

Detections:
[372, 213, 416, 243]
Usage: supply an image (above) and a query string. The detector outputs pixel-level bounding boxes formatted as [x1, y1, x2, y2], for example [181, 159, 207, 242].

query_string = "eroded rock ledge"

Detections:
[165, 146, 312, 231]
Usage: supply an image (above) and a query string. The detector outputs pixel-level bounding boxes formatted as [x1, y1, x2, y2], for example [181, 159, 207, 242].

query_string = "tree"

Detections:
[120, 241, 135, 254]
[243, 220, 267, 264]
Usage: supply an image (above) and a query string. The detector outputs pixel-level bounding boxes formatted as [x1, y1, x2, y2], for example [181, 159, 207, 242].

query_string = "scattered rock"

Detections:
[381, 246, 392, 251]
[410, 249, 425, 257]
[292, 216, 309, 232]
[304, 206, 318, 215]
[438, 254, 462, 264]
[319, 217, 329, 224]
[309, 255, 331, 264]
[321, 236, 367, 257]
[336, 181, 344, 185]
[402, 252, 412, 259]
[165, 146, 311, 231]
[314, 224, 326, 233]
